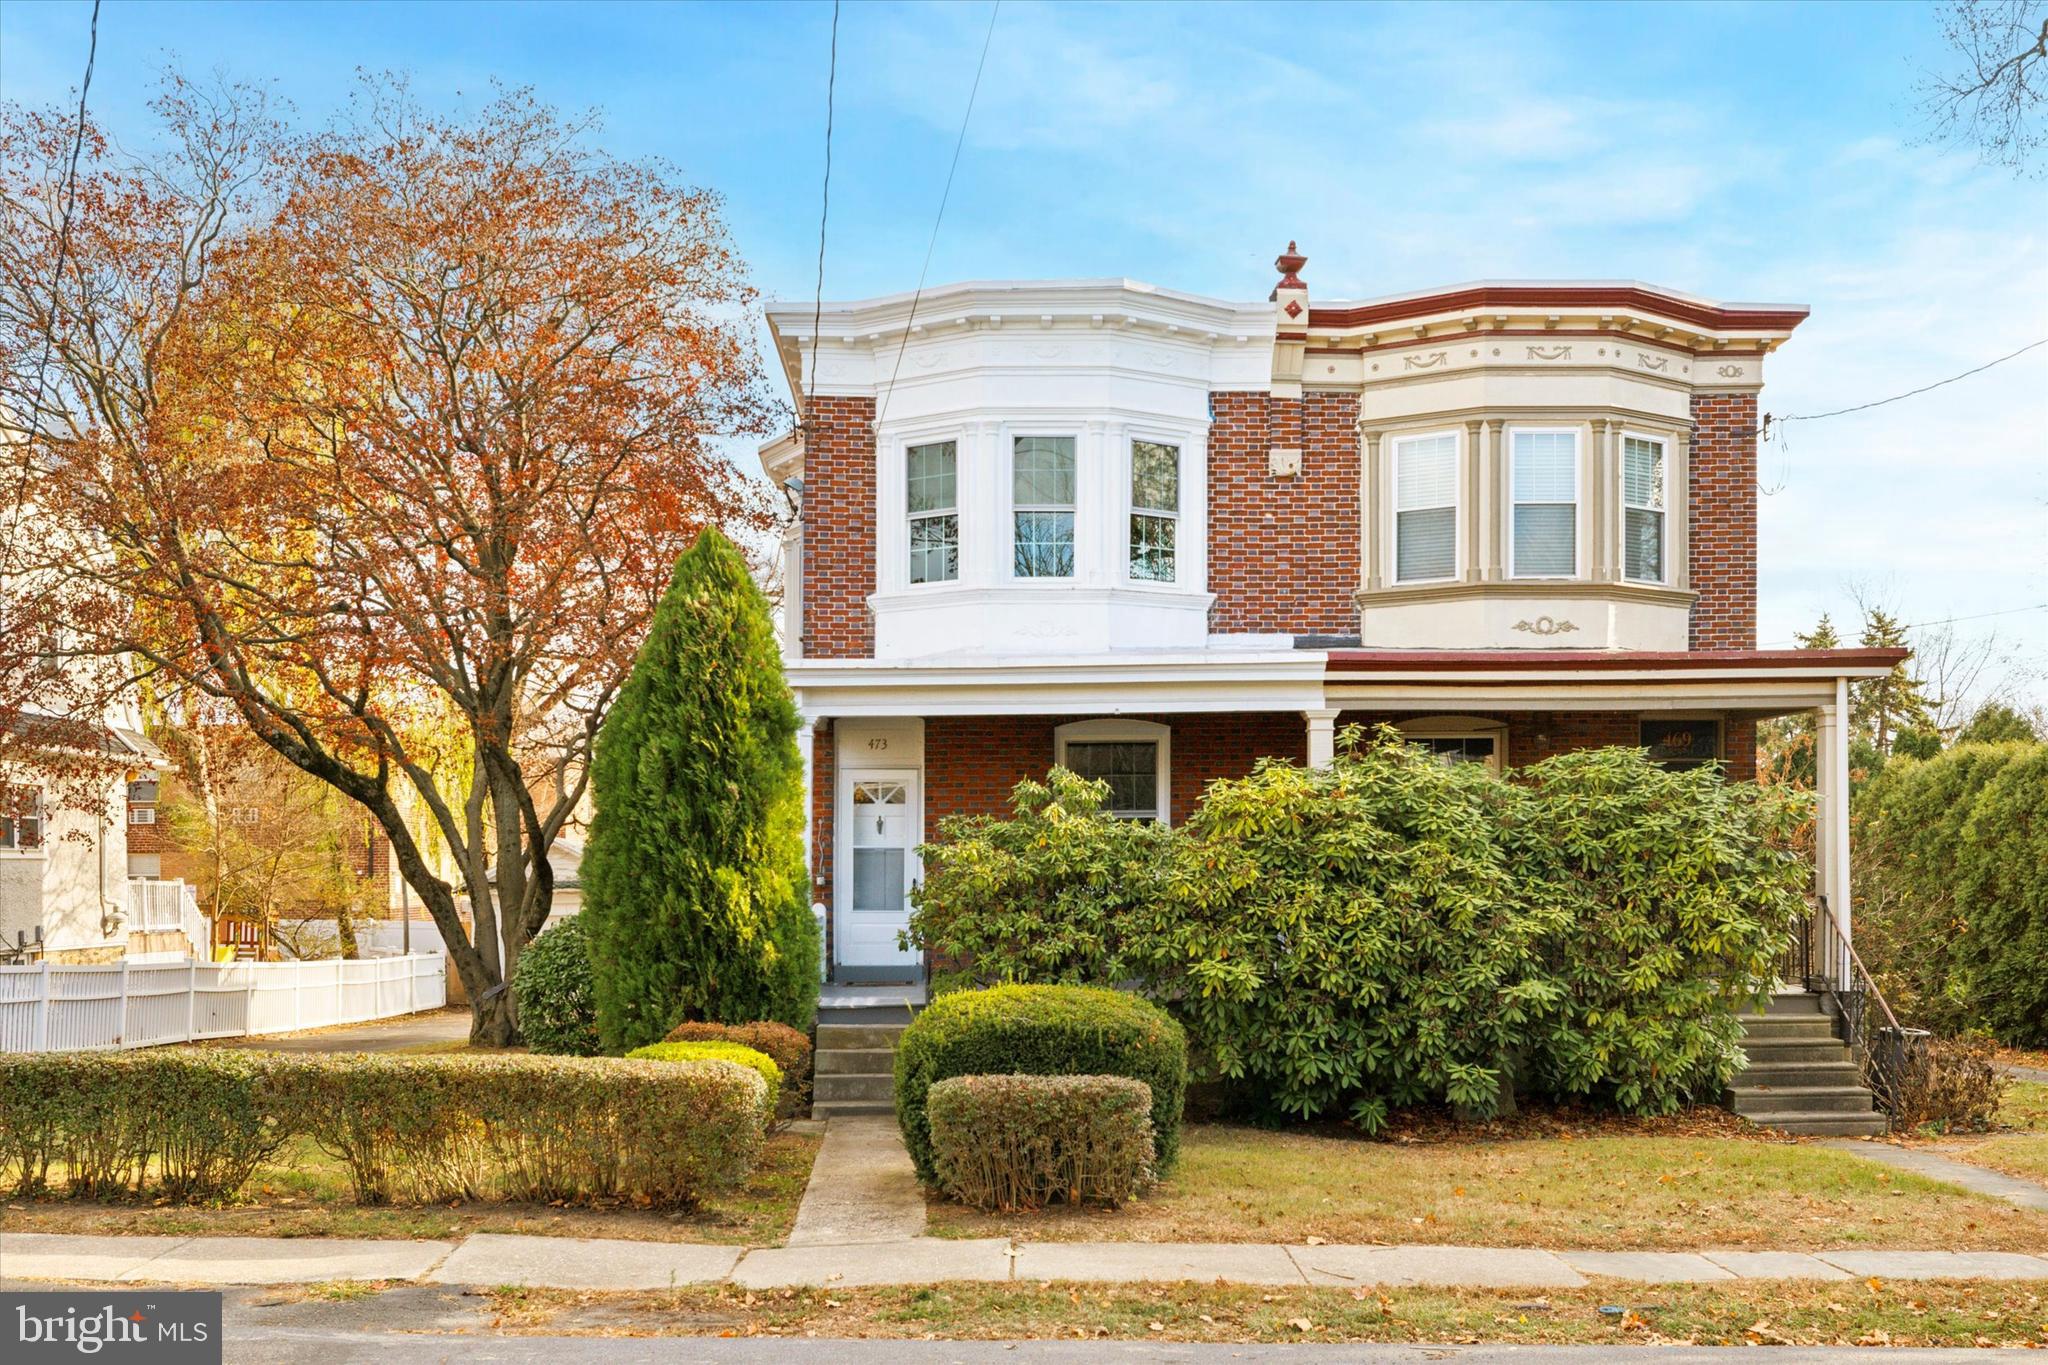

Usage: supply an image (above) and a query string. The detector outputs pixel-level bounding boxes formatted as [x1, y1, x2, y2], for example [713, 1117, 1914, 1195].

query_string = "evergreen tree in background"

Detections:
[1853, 608, 1936, 756]
[1956, 700, 2042, 745]
[581, 529, 819, 1051]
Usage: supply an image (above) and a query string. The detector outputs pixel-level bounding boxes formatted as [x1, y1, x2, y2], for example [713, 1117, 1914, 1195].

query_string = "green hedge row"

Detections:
[912, 733, 1811, 1129]
[0, 1049, 767, 1208]
[895, 984, 1186, 1180]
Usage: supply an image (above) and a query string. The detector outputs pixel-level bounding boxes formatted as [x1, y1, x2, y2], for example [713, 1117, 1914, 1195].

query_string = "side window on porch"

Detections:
[907, 440, 959, 585]
[1054, 719, 1171, 823]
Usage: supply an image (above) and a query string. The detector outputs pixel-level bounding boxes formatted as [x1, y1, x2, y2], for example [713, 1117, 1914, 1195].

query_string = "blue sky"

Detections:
[4, 0, 2044, 704]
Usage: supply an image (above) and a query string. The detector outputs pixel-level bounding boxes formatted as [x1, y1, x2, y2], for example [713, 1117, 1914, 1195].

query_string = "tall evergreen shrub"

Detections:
[1858, 741, 2048, 1044]
[580, 528, 818, 1051]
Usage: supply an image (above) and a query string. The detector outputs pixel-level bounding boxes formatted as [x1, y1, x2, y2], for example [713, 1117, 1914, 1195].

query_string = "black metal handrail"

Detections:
[1806, 893, 1923, 1117]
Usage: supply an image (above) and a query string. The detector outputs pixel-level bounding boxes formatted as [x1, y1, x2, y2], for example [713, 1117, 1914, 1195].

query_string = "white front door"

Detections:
[836, 769, 920, 977]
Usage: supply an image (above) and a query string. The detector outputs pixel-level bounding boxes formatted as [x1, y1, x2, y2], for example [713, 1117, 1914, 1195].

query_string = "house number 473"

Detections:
[867, 737, 889, 751]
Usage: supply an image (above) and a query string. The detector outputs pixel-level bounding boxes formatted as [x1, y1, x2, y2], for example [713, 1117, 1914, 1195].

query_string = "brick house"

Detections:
[761, 246, 1901, 1006]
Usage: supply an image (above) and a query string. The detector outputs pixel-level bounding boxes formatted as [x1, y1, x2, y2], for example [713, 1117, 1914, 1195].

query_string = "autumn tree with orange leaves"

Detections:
[1, 75, 777, 1042]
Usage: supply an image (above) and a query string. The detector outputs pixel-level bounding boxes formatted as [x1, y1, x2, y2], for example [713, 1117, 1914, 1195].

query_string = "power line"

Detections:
[1760, 336, 2047, 439]
[801, 0, 839, 440]
[876, 0, 1000, 427]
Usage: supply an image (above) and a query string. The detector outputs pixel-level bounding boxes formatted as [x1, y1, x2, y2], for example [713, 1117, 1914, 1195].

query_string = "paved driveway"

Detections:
[217, 1006, 471, 1053]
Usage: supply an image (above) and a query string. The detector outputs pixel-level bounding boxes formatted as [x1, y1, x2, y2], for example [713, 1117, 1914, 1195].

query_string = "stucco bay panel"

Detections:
[1358, 593, 1690, 651]
[1352, 368, 1696, 426]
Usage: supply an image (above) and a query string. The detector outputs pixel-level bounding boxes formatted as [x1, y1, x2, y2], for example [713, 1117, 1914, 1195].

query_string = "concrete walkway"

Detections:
[216, 1006, 470, 1053]
[7, 1230, 2047, 1290]
[1820, 1137, 2048, 1211]
[785, 1114, 927, 1245]
[2003, 1062, 2048, 1084]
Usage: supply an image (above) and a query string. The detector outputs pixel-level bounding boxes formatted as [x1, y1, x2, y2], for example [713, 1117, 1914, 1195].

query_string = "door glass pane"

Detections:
[852, 847, 906, 911]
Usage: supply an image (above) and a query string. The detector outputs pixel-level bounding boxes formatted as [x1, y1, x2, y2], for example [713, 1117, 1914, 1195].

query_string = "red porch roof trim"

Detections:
[1308, 286, 1809, 335]
[1325, 648, 1908, 676]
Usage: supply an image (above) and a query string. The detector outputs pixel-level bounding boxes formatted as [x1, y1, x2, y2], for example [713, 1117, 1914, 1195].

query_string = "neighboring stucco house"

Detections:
[0, 714, 192, 963]
[759, 245, 1902, 1017]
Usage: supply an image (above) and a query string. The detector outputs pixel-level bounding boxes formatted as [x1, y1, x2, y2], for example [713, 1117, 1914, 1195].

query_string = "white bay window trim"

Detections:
[906, 438, 960, 585]
[1053, 718, 1171, 823]
[1509, 426, 1582, 580]
[1125, 434, 1182, 586]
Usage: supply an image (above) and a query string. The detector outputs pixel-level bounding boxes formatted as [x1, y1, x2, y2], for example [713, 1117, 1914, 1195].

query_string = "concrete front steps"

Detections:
[812, 1012, 911, 1119]
[1727, 989, 1888, 1137]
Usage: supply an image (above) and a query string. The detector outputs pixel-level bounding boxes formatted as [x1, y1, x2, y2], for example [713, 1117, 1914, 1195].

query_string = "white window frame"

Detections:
[1389, 428, 1462, 585]
[1053, 718, 1171, 823]
[0, 786, 46, 854]
[1124, 435, 1181, 587]
[1619, 429, 1670, 586]
[1009, 433, 1080, 581]
[1395, 716, 1509, 774]
[127, 805, 156, 825]
[905, 437, 961, 587]
[1508, 425, 1582, 580]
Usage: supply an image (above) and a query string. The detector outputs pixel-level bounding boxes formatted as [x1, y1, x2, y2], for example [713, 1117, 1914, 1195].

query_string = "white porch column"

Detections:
[795, 716, 817, 888]
[1815, 681, 1853, 988]
[1304, 708, 1342, 769]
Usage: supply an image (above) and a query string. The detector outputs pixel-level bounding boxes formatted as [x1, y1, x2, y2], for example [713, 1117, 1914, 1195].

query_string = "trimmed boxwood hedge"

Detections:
[663, 1020, 813, 1115]
[927, 1073, 1155, 1211]
[0, 1048, 768, 1209]
[627, 1040, 782, 1120]
[894, 984, 1187, 1181]
[514, 915, 601, 1056]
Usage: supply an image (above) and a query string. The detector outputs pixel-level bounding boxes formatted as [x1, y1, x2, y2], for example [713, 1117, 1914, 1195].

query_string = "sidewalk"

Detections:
[6, 1230, 2046, 1290]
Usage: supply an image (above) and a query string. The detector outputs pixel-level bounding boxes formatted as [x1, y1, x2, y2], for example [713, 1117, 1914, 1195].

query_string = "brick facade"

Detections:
[1687, 392, 1759, 649]
[1206, 390, 1361, 635]
[800, 395, 878, 658]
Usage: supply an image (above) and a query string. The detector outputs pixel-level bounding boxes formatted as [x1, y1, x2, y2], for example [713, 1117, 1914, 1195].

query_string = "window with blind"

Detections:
[1393, 432, 1458, 582]
[1013, 435, 1077, 578]
[1511, 429, 1579, 578]
[1622, 434, 1666, 583]
[906, 440, 959, 585]
[0, 785, 44, 851]
[1128, 440, 1179, 583]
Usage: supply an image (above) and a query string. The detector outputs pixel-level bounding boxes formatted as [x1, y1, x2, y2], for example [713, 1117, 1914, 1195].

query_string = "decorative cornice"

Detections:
[1308, 284, 1808, 335]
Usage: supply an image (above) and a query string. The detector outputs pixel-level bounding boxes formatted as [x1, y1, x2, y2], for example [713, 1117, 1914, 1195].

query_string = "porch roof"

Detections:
[788, 647, 1905, 719]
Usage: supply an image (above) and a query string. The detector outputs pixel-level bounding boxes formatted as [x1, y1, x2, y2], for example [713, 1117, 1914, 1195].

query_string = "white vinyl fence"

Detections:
[0, 953, 446, 1052]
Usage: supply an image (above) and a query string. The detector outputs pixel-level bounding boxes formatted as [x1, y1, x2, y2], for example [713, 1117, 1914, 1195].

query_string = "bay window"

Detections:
[1623, 434, 1667, 583]
[906, 439, 959, 585]
[1013, 435, 1077, 578]
[1393, 431, 1458, 582]
[1128, 439, 1179, 583]
[1511, 429, 1579, 578]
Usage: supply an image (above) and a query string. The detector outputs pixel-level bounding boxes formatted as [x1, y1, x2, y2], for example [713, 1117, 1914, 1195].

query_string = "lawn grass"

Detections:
[476, 1278, 2048, 1347]
[1933, 1080, 2048, 1191]
[0, 1130, 818, 1246]
[924, 1121, 2048, 1251]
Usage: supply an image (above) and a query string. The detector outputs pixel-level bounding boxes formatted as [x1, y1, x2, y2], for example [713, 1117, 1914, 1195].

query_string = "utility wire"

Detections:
[876, 0, 999, 427]
[1759, 336, 2046, 439]
[801, 0, 839, 443]
[4, 0, 100, 568]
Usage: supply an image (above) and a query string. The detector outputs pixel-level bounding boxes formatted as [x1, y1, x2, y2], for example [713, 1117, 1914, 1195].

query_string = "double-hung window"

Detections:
[1013, 436, 1077, 578]
[0, 785, 44, 852]
[1055, 720, 1170, 823]
[906, 440, 959, 585]
[1622, 434, 1667, 583]
[1511, 429, 1579, 578]
[1392, 432, 1458, 582]
[1128, 440, 1179, 583]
